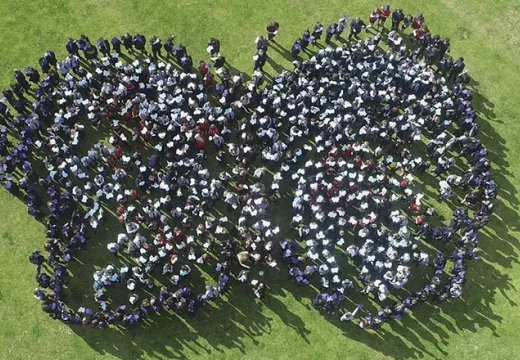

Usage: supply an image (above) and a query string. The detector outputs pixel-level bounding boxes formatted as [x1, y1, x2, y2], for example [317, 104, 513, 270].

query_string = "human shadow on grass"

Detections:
[68, 288, 275, 359]
[229, 65, 517, 359]
[64, 249, 311, 359]
[59, 188, 310, 359]
[4, 37, 519, 360]
[269, 41, 296, 63]
[288, 214, 517, 359]
[311, 76, 518, 358]
[266, 57, 289, 74]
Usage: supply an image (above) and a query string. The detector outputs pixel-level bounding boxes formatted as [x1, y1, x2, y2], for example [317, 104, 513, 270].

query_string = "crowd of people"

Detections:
[1, 5, 496, 330]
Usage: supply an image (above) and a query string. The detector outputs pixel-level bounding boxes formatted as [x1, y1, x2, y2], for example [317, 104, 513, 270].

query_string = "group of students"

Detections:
[276, 40, 493, 327]
[290, 6, 442, 56]
[17, 37, 274, 327]
[277, 8, 494, 328]
[1, 6, 495, 330]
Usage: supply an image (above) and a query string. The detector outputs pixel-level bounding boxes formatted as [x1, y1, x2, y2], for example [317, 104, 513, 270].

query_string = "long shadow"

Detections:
[270, 41, 296, 63]
[68, 288, 275, 359]
[226, 63, 252, 83]
[266, 57, 289, 74]
[2, 33, 519, 360]
[307, 74, 519, 358]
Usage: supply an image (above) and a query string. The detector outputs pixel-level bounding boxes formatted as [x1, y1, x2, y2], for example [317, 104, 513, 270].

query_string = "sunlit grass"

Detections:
[0, 0, 519, 359]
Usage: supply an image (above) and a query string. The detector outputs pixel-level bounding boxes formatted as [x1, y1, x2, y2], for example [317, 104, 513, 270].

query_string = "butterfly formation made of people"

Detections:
[0, 5, 496, 330]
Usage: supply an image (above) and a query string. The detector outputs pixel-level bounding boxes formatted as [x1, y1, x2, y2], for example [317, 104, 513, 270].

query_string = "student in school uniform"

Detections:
[266, 21, 280, 42]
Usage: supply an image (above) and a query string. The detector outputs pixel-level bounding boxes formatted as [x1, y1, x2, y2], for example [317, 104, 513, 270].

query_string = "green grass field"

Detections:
[0, 0, 519, 359]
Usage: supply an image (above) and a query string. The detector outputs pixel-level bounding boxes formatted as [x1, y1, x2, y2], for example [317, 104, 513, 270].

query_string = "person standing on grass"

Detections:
[312, 22, 324, 44]
[341, 304, 363, 321]
[412, 14, 424, 31]
[199, 60, 211, 76]
[207, 37, 221, 56]
[174, 43, 186, 62]
[452, 57, 466, 77]
[77, 35, 91, 55]
[111, 36, 122, 54]
[325, 23, 337, 44]
[181, 54, 193, 72]
[367, 8, 380, 29]
[439, 56, 453, 74]
[212, 53, 226, 69]
[301, 29, 312, 50]
[66, 38, 79, 56]
[84, 43, 98, 60]
[252, 281, 266, 298]
[266, 21, 280, 42]
[164, 35, 174, 59]
[391, 9, 405, 30]
[401, 14, 413, 30]
[97, 37, 110, 57]
[25, 67, 40, 83]
[335, 15, 349, 40]
[291, 38, 303, 56]
[378, 5, 391, 27]
[253, 49, 267, 71]
[204, 71, 215, 88]
[121, 33, 133, 52]
[39, 56, 50, 73]
[150, 36, 162, 59]
[436, 37, 450, 59]
[133, 33, 146, 52]
[255, 35, 269, 53]
[348, 17, 366, 41]
[39, 51, 56, 74]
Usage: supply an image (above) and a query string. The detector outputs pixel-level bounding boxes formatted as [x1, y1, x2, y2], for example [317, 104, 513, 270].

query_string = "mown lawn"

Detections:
[0, 0, 519, 359]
